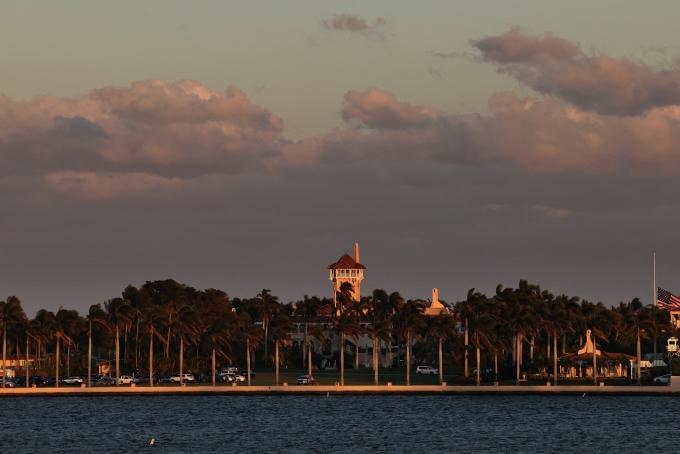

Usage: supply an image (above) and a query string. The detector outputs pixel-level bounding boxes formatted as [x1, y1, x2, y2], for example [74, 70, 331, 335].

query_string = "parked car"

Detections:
[63, 376, 84, 385]
[133, 376, 157, 384]
[3, 378, 17, 387]
[116, 375, 134, 384]
[654, 374, 671, 383]
[169, 374, 195, 383]
[240, 370, 256, 379]
[189, 373, 207, 382]
[297, 375, 315, 385]
[221, 366, 239, 374]
[416, 366, 439, 375]
[20, 376, 46, 387]
[94, 377, 116, 387]
[225, 373, 245, 382]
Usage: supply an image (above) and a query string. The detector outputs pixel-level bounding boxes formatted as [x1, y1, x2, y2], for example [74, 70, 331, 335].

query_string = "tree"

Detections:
[105, 298, 135, 386]
[618, 298, 656, 385]
[86, 304, 109, 387]
[0, 296, 26, 388]
[294, 296, 319, 369]
[269, 314, 294, 385]
[366, 319, 392, 385]
[202, 317, 233, 386]
[143, 305, 168, 387]
[254, 289, 280, 368]
[396, 300, 426, 386]
[53, 308, 79, 387]
[333, 309, 363, 386]
[172, 305, 201, 385]
[239, 313, 263, 386]
[427, 311, 457, 385]
[455, 289, 486, 377]
[305, 324, 326, 381]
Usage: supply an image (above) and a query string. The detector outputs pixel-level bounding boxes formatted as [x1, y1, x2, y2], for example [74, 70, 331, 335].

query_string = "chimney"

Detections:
[354, 243, 360, 263]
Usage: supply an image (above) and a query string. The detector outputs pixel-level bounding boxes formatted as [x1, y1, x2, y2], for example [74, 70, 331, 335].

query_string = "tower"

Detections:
[328, 243, 365, 307]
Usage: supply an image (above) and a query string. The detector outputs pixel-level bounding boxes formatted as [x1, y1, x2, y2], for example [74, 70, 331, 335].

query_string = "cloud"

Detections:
[0, 79, 284, 196]
[531, 204, 570, 219]
[470, 28, 680, 115]
[340, 87, 443, 128]
[322, 14, 387, 41]
[286, 88, 680, 176]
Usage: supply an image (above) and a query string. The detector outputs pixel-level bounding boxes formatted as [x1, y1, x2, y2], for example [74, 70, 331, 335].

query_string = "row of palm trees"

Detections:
[0, 278, 674, 388]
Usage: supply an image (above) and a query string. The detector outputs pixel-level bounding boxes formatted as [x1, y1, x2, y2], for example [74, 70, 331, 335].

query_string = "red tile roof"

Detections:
[327, 253, 366, 270]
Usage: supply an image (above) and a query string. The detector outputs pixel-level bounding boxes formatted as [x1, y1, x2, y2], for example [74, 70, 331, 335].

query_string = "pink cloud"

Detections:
[285, 88, 680, 176]
[0, 79, 283, 182]
[471, 28, 680, 115]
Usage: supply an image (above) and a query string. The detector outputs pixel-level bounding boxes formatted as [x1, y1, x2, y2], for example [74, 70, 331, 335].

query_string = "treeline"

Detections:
[0, 278, 674, 387]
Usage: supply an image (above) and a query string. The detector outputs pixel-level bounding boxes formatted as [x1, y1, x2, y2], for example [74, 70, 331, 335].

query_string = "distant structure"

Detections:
[327, 242, 365, 308]
[424, 288, 448, 316]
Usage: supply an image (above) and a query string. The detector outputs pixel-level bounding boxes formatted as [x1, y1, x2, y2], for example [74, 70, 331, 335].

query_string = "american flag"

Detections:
[657, 287, 680, 310]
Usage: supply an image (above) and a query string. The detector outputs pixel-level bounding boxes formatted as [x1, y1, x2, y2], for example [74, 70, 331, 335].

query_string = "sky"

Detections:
[2, 0, 680, 314]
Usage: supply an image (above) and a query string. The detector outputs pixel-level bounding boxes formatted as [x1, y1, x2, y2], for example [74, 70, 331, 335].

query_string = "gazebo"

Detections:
[562, 330, 635, 379]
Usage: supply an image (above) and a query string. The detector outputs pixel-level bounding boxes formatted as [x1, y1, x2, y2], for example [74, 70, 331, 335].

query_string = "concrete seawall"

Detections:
[1, 384, 680, 397]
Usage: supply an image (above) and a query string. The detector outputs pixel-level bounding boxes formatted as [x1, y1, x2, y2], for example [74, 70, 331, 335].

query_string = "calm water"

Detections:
[0, 395, 675, 453]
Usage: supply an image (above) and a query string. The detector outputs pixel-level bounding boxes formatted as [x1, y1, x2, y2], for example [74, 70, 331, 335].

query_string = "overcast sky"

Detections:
[2, 0, 680, 315]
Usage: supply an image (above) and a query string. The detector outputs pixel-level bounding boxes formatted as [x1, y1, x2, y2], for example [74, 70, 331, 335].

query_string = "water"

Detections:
[0, 395, 675, 453]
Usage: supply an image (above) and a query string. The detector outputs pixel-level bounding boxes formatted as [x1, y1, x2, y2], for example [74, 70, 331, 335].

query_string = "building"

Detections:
[327, 243, 365, 307]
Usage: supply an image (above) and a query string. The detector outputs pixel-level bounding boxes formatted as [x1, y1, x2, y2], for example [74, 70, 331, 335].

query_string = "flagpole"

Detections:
[653, 251, 657, 365]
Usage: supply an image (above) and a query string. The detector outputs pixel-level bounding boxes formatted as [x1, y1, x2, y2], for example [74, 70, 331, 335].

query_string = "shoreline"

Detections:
[1, 384, 679, 397]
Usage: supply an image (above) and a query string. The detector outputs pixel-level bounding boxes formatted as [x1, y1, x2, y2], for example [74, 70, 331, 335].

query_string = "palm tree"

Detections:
[269, 314, 294, 385]
[305, 324, 326, 381]
[86, 304, 109, 387]
[333, 309, 363, 386]
[396, 300, 426, 386]
[0, 296, 26, 388]
[143, 306, 168, 387]
[22, 318, 42, 388]
[366, 319, 392, 385]
[239, 312, 263, 386]
[202, 317, 233, 386]
[105, 298, 135, 386]
[427, 311, 457, 385]
[619, 298, 655, 385]
[455, 289, 486, 377]
[294, 296, 319, 369]
[254, 289, 280, 368]
[496, 285, 534, 385]
[173, 305, 201, 385]
[582, 300, 612, 385]
[546, 296, 574, 385]
[54, 308, 79, 388]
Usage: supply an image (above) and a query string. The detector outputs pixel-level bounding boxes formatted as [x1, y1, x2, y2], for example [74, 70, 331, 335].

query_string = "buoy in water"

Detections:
[150, 438, 155, 446]
[326, 392, 329, 398]
[582, 393, 586, 398]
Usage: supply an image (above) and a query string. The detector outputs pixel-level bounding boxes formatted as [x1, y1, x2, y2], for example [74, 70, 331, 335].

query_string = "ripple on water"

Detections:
[0, 395, 676, 453]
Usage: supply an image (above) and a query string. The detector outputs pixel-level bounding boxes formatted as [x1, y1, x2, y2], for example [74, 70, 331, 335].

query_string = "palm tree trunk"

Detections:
[593, 337, 597, 385]
[88, 321, 92, 387]
[26, 336, 30, 388]
[308, 339, 313, 380]
[494, 350, 498, 383]
[476, 342, 481, 386]
[530, 334, 534, 363]
[375, 337, 380, 385]
[135, 316, 140, 375]
[553, 331, 558, 386]
[149, 328, 154, 388]
[406, 332, 411, 386]
[246, 338, 251, 386]
[340, 332, 345, 386]
[115, 325, 120, 386]
[212, 348, 216, 386]
[179, 337, 183, 386]
[547, 334, 551, 360]
[436, 336, 442, 385]
[562, 334, 566, 355]
[637, 331, 642, 385]
[516, 334, 520, 386]
[67, 345, 70, 377]
[2, 327, 6, 388]
[55, 336, 60, 388]
[464, 318, 469, 377]
[303, 324, 307, 369]
[275, 343, 280, 385]
[264, 323, 268, 368]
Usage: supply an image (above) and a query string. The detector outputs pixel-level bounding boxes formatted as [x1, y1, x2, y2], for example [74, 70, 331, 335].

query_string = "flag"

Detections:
[657, 287, 680, 310]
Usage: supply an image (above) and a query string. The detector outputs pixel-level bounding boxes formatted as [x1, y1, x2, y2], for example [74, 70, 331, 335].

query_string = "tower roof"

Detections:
[327, 253, 366, 270]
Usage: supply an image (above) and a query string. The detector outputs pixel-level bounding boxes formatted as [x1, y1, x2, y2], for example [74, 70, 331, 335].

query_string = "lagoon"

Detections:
[0, 395, 675, 453]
